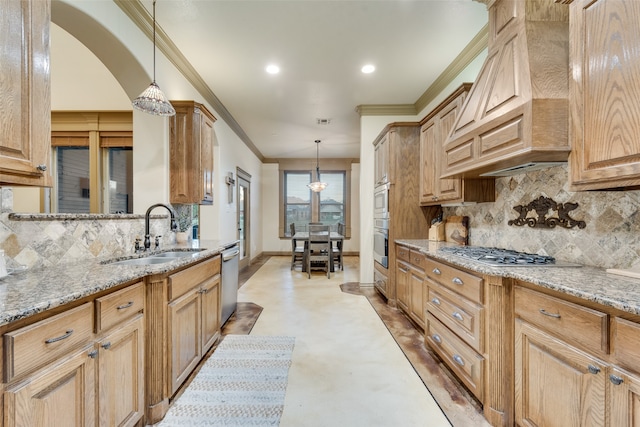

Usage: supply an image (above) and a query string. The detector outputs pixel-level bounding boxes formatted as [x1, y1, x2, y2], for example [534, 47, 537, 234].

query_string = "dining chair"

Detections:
[306, 224, 331, 278]
[290, 223, 304, 270]
[332, 222, 345, 270]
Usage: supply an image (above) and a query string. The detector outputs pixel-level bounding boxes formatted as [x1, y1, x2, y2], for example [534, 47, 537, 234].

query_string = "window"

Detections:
[56, 146, 90, 213]
[280, 159, 352, 238]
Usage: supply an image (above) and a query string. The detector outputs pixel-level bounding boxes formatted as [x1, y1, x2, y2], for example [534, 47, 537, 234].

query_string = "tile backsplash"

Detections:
[444, 165, 640, 270]
[0, 188, 176, 269]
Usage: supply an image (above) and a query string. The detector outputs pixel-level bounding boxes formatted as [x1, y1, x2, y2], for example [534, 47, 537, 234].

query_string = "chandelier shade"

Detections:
[308, 140, 328, 192]
[132, 0, 176, 117]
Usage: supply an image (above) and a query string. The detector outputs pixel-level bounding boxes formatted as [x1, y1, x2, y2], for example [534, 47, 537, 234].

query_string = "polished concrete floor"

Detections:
[221, 255, 491, 427]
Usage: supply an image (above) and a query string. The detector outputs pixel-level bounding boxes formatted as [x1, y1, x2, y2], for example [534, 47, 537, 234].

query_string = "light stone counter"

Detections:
[397, 239, 640, 316]
[0, 239, 231, 327]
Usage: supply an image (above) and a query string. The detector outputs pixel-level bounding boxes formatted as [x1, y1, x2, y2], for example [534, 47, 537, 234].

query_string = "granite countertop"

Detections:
[0, 239, 234, 327]
[396, 239, 640, 316]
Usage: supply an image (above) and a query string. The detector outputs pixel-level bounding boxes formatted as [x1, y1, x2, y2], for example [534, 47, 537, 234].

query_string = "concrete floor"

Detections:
[225, 255, 489, 427]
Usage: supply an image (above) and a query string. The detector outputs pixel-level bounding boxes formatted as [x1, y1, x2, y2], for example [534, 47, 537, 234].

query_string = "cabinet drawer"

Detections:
[612, 317, 640, 373]
[397, 245, 410, 262]
[427, 281, 483, 353]
[95, 281, 145, 333]
[169, 256, 220, 301]
[425, 313, 484, 401]
[424, 258, 483, 303]
[4, 302, 94, 382]
[514, 286, 609, 355]
[409, 250, 426, 270]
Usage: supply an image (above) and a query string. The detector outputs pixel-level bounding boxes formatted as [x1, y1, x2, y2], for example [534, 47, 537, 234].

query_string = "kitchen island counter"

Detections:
[397, 239, 640, 316]
[0, 239, 230, 327]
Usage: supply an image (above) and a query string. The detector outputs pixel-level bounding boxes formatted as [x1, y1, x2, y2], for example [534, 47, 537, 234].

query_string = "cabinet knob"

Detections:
[431, 297, 441, 306]
[36, 164, 47, 172]
[88, 349, 98, 359]
[452, 354, 465, 366]
[452, 277, 463, 285]
[432, 268, 441, 275]
[452, 312, 464, 322]
[609, 374, 624, 386]
[101, 342, 111, 350]
[587, 365, 601, 375]
[431, 334, 442, 344]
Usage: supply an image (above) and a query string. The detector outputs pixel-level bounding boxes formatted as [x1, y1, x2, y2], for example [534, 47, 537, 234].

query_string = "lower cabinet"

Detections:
[609, 367, 640, 427]
[4, 344, 96, 427]
[395, 244, 426, 329]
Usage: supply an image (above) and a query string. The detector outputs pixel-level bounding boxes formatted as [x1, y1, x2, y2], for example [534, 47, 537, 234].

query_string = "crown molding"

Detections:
[114, 0, 264, 161]
[354, 104, 417, 117]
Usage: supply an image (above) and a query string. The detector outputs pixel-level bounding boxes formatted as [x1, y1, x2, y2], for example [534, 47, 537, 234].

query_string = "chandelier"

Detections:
[308, 140, 328, 192]
[132, 0, 176, 116]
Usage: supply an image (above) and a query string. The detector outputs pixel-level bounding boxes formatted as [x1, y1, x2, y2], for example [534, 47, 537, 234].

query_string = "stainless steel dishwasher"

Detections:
[221, 242, 240, 325]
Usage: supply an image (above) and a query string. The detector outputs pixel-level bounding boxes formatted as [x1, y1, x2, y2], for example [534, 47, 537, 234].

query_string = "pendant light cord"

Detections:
[152, 0, 157, 83]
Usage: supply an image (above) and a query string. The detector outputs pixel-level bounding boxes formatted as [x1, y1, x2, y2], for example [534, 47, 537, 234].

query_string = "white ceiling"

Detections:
[144, 1, 488, 160]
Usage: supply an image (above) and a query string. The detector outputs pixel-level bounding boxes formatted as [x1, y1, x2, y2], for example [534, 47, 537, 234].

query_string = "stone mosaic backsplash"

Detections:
[0, 188, 177, 269]
[444, 165, 640, 270]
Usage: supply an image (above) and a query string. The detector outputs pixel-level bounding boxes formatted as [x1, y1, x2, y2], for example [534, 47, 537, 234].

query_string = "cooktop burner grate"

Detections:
[439, 246, 581, 267]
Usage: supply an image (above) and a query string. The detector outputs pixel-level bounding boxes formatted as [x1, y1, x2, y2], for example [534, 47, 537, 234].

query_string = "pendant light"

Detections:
[132, 0, 176, 116]
[308, 140, 328, 192]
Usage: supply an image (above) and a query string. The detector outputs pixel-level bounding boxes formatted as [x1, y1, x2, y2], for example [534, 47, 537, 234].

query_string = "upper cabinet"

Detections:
[442, 0, 570, 178]
[419, 84, 495, 206]
[0, 0, 52, 187]
[374, 132, 390, 186]
[170, 101, 216, 205]
[568, 0, 640, 191]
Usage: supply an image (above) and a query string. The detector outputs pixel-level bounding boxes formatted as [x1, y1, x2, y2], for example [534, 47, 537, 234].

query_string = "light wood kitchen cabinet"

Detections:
[170, 101, 216, 205]
[395, 244, 427, 329]
[515, 318, 606, 427]
[424, 256, 485, 401]
[372, 124, 441, 307]
[419, 84, 494, 206]
[0, 0, 52, 187]
[373, 264, 389, 300]
[609, 367, 640, 427]
[374, 132, 389, 186]
[568, 0, 640, 191]
[167, 257, 221, 395]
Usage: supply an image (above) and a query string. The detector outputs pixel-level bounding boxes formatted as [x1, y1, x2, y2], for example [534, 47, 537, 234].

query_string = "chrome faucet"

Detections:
[144, 203, 178, 250]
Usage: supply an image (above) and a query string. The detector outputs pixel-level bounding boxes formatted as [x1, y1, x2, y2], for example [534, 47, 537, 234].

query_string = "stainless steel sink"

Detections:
[105, 249, 205, 266]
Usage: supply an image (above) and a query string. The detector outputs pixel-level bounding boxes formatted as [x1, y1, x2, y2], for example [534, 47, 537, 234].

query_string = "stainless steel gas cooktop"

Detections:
[439, 246, 581, 267]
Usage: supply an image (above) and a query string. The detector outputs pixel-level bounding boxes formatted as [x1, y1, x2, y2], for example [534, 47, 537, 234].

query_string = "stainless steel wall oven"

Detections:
[373, 218, 389, 268]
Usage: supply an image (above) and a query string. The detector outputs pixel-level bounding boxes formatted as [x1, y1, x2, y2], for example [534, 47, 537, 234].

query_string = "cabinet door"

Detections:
[409, 268, 425, 329]
[609, 367, 640, 427]
[200, 275, 221, 354]
[0, 0, 52, 186]
[4, 345, 96, 427]
[168, 289, 202, 395]
[200, 112, 215, 204]
[374, 133, 389, 185]
[97, 314, 144, 427]
[515, 319, 606, 427]
[395, 261, 410, 311]
[435, 99, 462, 202]
[419, 119, 438, 204]
[569, 0, 640, 190]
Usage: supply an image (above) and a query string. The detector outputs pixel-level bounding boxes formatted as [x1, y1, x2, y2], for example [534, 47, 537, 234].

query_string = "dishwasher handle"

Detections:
[222, 248, 240, 261]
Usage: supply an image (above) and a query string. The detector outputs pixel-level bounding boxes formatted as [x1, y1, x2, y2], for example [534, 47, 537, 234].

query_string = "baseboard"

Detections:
[261, 251, 360, 257]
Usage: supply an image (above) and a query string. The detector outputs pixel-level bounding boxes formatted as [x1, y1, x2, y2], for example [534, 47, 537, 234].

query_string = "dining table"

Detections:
[292, 231, 344, 273]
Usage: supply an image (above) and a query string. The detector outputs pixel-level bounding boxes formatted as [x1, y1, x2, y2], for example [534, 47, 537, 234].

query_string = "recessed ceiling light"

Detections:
[266, 64, 280, 74]
[361, 64, 375, 74]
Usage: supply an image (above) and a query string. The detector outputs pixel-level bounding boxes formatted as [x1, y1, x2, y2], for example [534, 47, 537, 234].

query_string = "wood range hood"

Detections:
[441, 0, 570, 178]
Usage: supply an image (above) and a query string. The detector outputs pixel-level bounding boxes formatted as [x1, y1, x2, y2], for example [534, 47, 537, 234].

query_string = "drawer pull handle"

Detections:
[452, 277, 463, 285]
[539, 309, 561, 319]
[432, 268, 441, 275]
[45, 329, 74, 344]
[102, 342, 111, 350]
[610, 374, 624, 386]
[452, 312, 464, 322]
[117, 301, 134, 310]
[432, 334, 442, 344]
[587, 365, 601, 375]
[88, 349, 98, 359]
[431, 297, 441, 306]
[453, 354, 465, 366]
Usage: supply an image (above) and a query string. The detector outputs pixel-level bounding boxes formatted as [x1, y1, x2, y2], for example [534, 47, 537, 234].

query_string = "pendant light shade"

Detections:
[132, 0, 176, 117]
[308, 140, 328, 192]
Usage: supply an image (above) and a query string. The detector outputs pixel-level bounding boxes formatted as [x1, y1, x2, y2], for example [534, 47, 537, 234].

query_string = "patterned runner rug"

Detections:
[157, 334, 296, 426]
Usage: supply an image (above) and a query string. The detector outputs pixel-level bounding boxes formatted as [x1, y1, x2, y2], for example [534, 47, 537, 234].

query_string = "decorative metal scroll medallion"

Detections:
[508, 196, 586, 229]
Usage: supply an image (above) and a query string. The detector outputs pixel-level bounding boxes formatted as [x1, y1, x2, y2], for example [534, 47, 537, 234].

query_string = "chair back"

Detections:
[289, 222, 296, 237]
[337, 222, 345, 236]
[308, 224, 330, 252]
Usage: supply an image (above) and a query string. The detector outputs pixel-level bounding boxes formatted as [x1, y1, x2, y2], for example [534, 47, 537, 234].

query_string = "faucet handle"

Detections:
[154, 235, 162, 249]
[134, 237, 143, 252]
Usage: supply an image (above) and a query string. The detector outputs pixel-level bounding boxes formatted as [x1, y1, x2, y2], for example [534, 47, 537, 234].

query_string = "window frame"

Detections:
[278, 158, 353, 239]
